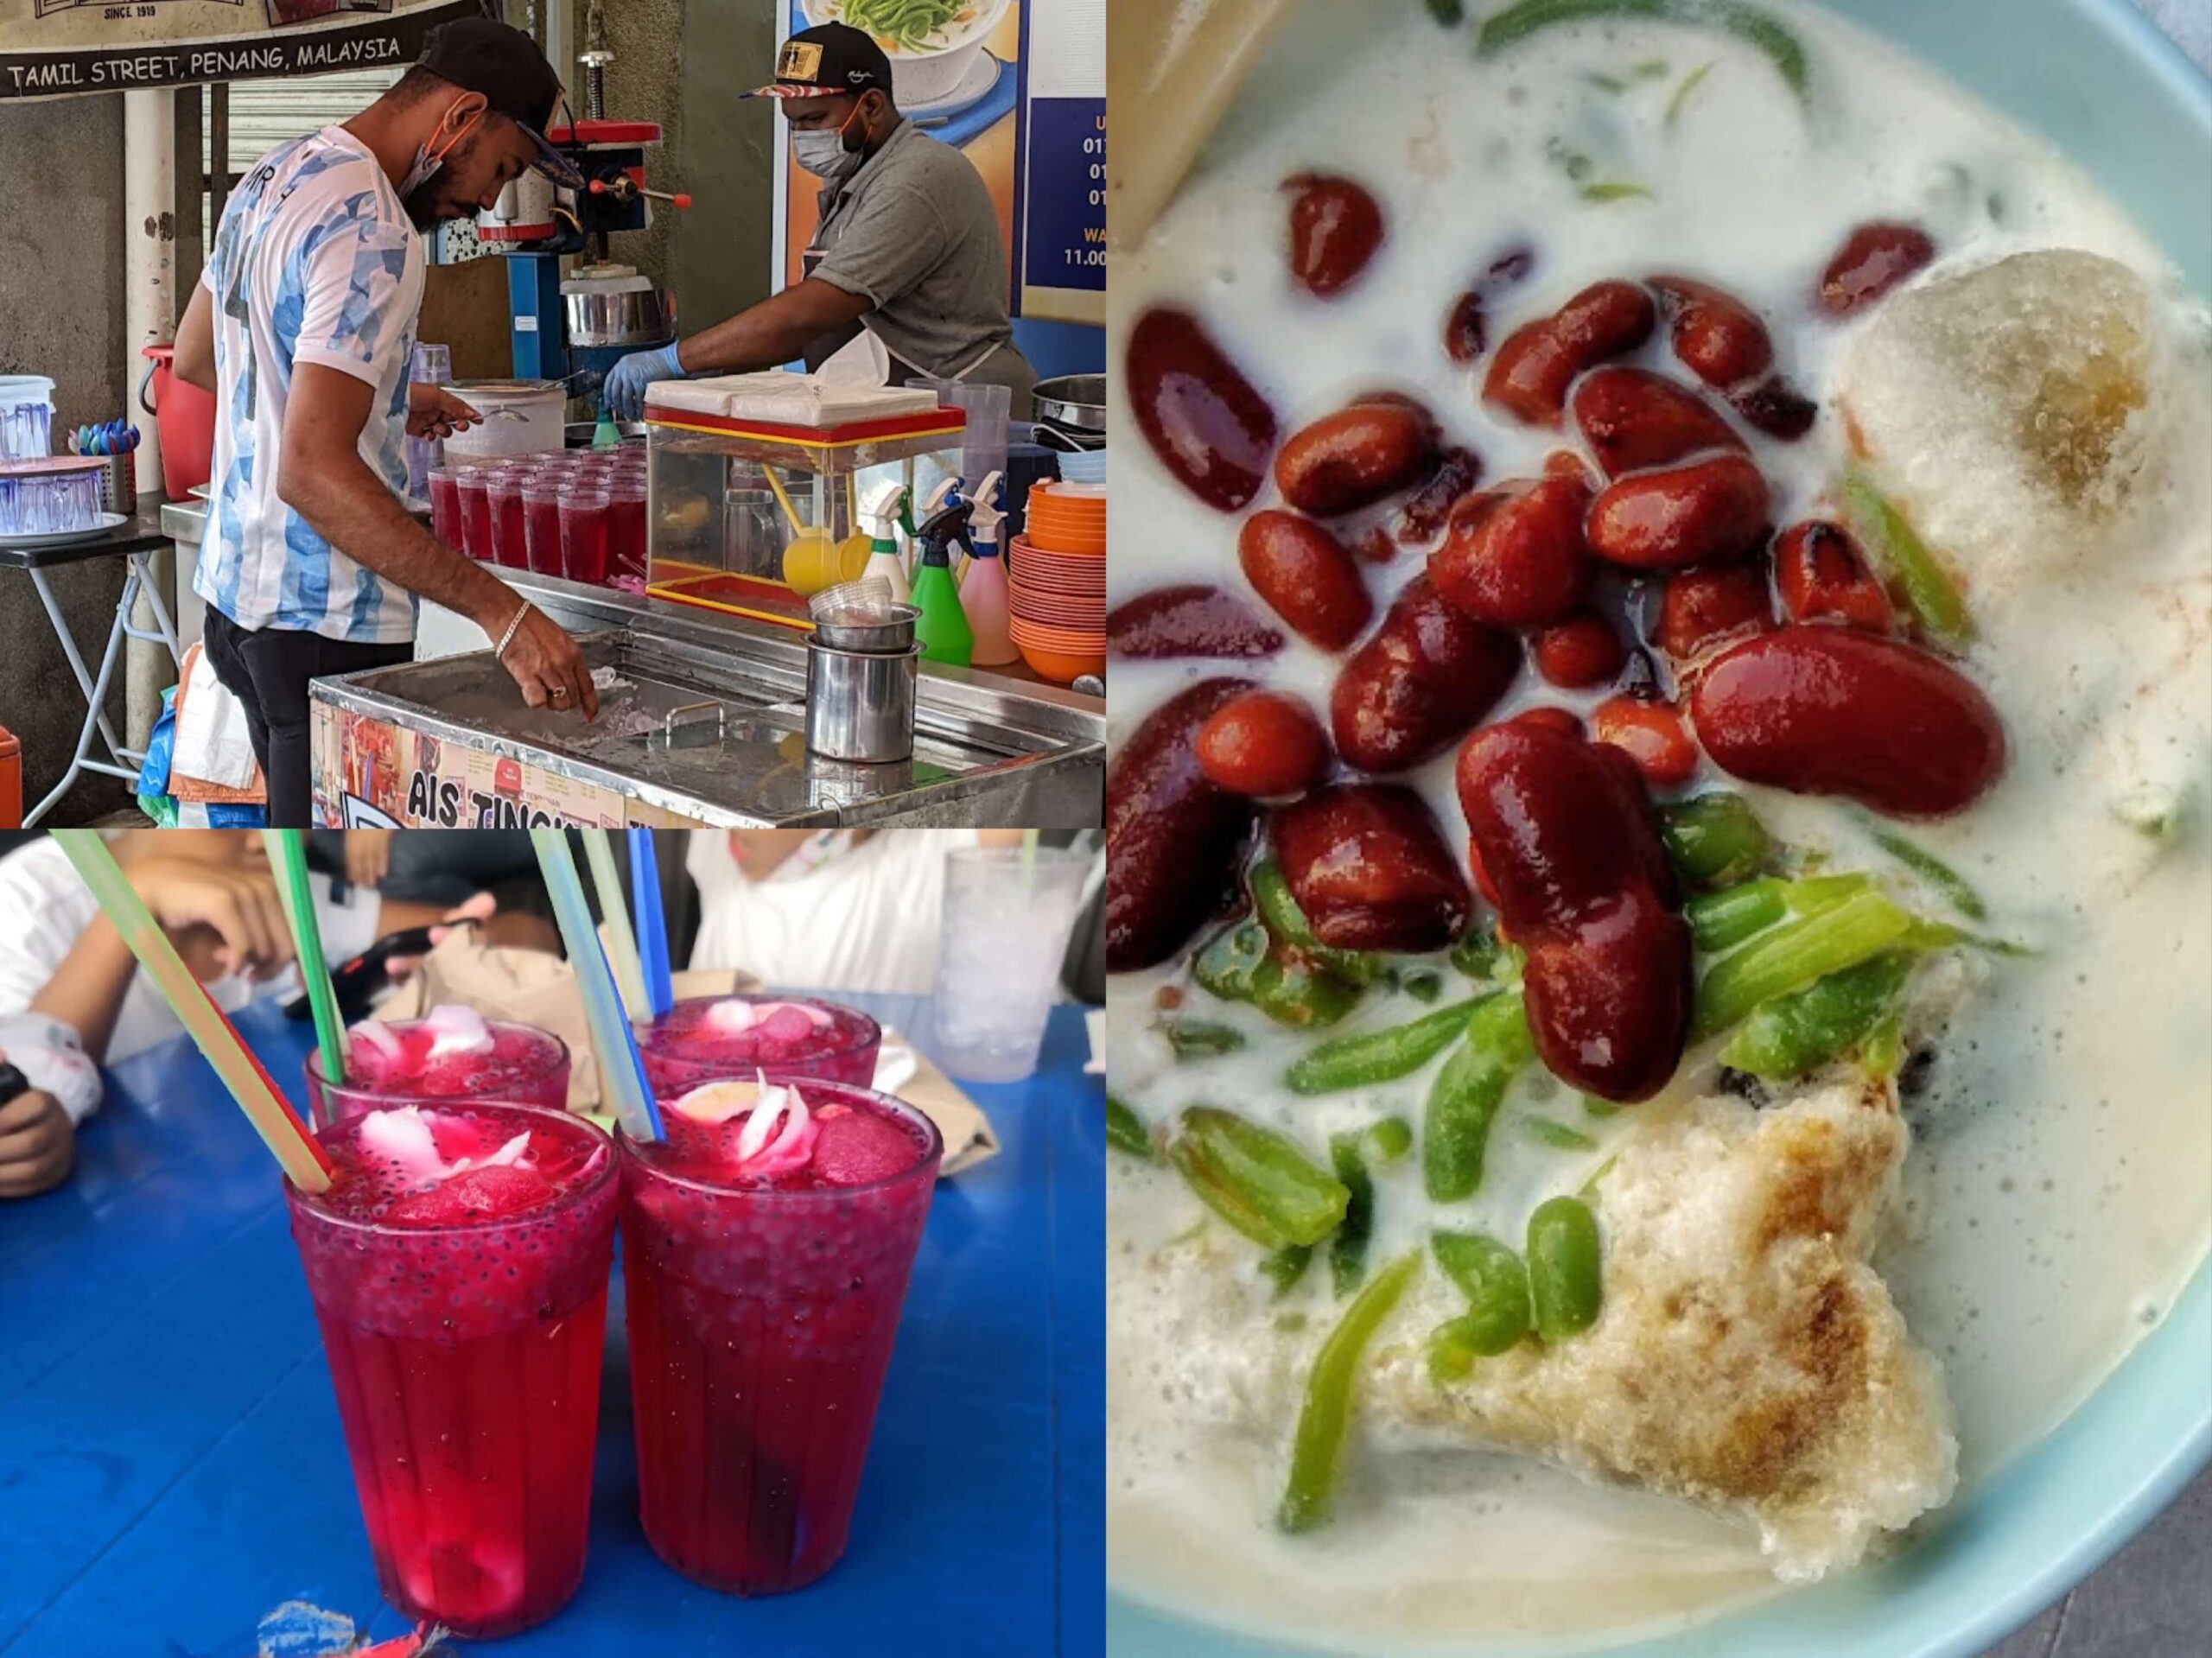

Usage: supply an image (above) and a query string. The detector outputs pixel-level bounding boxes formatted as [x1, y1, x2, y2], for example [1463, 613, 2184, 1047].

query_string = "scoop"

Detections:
[762, 463, 842, 595]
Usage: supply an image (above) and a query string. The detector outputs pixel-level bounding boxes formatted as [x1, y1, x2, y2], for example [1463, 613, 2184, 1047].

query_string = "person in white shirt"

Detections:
[0, 832, 499, 1199]
[171, 18, 599, 825]
[685, 829, 1036, 996]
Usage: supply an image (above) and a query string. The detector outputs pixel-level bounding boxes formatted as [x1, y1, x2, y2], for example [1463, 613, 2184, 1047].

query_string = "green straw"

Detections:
[262, 829, 346, 1086]
[582, 829, 649, 1020]
[53, 831, 331, 1190]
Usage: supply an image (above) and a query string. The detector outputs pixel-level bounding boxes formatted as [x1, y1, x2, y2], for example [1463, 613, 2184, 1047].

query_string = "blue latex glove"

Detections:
[603, 343, 684, 422]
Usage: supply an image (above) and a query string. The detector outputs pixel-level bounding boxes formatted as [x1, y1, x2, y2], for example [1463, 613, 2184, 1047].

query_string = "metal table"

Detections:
[0, 994, 1104, 1656]
[0, 505, 181, 824]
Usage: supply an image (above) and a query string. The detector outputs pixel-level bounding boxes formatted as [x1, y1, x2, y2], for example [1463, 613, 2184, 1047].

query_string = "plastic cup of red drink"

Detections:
[428, 467, 462, 548]
[523, 477, 565, 578]
[306, 1010, 571, 1129]
[609, 479, 648, 584]
[286, 1101, 617, 1637]
[619, 1076, 941, 1594]
[634, 994, 881, 1096]
[559, 484, 613, 587]
[487, 470, 531, 569]
[456, 467, 493, 561]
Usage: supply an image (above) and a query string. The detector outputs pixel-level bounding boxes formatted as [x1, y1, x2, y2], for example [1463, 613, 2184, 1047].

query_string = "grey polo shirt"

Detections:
[810, 118, 1035, 411]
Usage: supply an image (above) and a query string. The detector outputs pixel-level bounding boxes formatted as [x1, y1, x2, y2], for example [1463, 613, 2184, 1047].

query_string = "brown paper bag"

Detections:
[376, 944, 997, 1172]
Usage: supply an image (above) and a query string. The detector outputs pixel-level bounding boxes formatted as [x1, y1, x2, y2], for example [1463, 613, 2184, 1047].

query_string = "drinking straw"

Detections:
[627, 827, 674, 1019]
[262, 829, 346, 1086]
[52, 830, 331, 1190]
[760, 463, 804, 532]
[531, 829, 664, 1140]
[582, 829, 649, 1020]
[1022, 827, 1039, 894]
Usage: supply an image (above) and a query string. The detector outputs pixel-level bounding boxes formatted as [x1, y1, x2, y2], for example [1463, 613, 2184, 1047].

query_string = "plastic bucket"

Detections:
[140, 346, 214, 499]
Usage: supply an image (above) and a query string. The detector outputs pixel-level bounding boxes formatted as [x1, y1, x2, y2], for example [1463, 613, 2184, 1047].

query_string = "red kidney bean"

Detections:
[1586, 453, 1770, 569]
[1773, 520, 1892, 632]
[1442, 244, 1538, 364]
[1534, 610, 1629, 689]
[1511, 705, 1586, 738]
[1428, 471, 1592, 627]
[1285, 173, 1384, 298]
[1728, 376, 1819, 441]
[1331, 575, 1522, 772]
[1108, 680, 1261, 972]
[1484, 280, 1656, 425]
[1394, 445, 1484, 547]
[1657, 562, 1774, 662]
[1456, 721, 1690, 1101]
[1195, 690, 1333, 798]
[1274, 402, 1437, 517]
[1127, 308, 1279, 512]
[1591, 695, 1700, 787]
[1570, 366, 1745, 479]
[1648, 275, 1774, 387]
[1689, 627, 2005, 817]
[1817, 222, 1936, 317]
[1108, 584, 1286, 660]
[1270, 784, 1471, 952]
[1238, 510, 1375, 651]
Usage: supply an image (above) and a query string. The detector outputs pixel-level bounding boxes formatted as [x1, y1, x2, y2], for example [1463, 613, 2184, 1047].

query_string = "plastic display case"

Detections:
[641, 402, 964, 630]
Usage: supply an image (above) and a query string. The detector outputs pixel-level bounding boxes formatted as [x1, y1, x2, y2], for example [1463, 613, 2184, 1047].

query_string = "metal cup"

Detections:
[804, 638, 922, 763]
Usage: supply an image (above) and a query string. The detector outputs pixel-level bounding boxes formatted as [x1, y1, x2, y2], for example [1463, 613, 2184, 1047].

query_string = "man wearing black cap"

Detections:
[171, 17, 599, 828]
[601, 22, 1035, 422]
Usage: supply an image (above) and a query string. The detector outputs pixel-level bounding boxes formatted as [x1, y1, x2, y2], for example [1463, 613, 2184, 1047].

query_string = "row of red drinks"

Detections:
[427, 448, 650, 588]
[284, 995, 933, 1638]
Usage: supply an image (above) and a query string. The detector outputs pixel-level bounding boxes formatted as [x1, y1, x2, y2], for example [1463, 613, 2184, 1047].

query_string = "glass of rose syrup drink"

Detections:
[634, 995, 881, 1097]
[306, 1005, 570, 1128]
[619, 1073, 941, 1593]
[285, 1100, 618, 1636]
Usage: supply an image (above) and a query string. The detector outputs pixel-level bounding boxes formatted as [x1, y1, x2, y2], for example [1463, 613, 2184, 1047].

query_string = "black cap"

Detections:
[747, 22, 893, 101]
[416, 16, 583, 187]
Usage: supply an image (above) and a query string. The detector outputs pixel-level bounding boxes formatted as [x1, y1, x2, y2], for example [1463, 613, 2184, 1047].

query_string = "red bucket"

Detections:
[141, 344, 214, 500]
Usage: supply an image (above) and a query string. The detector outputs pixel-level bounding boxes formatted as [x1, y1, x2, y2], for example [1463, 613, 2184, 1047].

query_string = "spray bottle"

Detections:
[858, 479, 912, 603]
[910, 478, 976, 668]
[960, 470, 1016, 665]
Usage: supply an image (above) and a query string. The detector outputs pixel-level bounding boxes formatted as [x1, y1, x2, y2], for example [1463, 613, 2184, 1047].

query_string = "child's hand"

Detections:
[127, 857, 296, 980]
[0, 1087, 74, 1198]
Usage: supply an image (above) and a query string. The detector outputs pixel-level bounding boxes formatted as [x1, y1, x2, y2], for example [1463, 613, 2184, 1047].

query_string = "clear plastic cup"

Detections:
[286, 1102, 615, 1636]
[456, 467, 494, 561]
[305, 1017, 573, 1129]
[428, 467, 463, 548]
[617, 1081, 940, 1594]
[929, 847, 1090, 1082]
[634, 995, 882, 1096]
[523, 478, 566, 577]
[558, 484, 613, 586]
[487, 471, 531, 569]
[609, 478, 648, 583]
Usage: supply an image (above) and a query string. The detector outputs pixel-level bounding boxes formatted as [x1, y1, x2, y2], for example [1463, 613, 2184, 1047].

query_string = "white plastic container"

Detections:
[442, 379, 565, 463]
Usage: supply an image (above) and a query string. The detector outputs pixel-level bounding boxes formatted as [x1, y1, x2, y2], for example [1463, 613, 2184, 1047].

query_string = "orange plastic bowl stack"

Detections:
[1010, 480, 1105, 682]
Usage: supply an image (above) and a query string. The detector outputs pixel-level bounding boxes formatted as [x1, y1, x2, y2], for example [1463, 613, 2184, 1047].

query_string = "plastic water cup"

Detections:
[456, 468, 493, 562]
[609, 480, 648, 583]
[559, 484, 613, 586]
[523, 479, 566, 577]
[929, 847, 1090, 1083]
[428, 467, 462, 548]
[488, 471, 531, 569]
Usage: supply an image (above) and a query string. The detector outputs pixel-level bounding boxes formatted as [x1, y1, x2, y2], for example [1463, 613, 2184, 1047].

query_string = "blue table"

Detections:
[0, 994, 1103, 1656]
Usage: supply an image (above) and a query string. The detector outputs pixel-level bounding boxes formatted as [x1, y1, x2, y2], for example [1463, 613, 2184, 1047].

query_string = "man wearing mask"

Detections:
[601, 22, 1035, 421]
[174, 17, 599, 828]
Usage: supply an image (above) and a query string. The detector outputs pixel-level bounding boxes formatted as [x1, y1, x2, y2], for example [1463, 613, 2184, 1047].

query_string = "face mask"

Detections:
[398, 98, 486, 206]
[792, 101, 868, 181]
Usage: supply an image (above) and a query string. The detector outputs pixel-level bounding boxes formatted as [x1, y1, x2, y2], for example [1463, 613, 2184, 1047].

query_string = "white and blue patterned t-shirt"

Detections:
[196, 127, 424, 644]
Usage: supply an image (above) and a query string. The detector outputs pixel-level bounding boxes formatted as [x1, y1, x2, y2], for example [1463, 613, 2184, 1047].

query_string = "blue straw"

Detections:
[628, 827, 674, 1018]
[531, 829, 663, 1141]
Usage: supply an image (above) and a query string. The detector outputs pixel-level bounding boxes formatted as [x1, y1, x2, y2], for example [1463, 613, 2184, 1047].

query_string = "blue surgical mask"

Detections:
[399, 98, 484, 202]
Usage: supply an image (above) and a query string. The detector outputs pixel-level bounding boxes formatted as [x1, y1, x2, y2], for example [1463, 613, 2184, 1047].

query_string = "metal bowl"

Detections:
[810, 602, 923, 653]
[1033, 373, 1107, 433]
[564, 287, 677, 349]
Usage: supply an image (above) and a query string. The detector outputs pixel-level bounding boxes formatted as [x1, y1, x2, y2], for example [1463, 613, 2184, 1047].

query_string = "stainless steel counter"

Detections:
[165, 499, 1104, 829]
